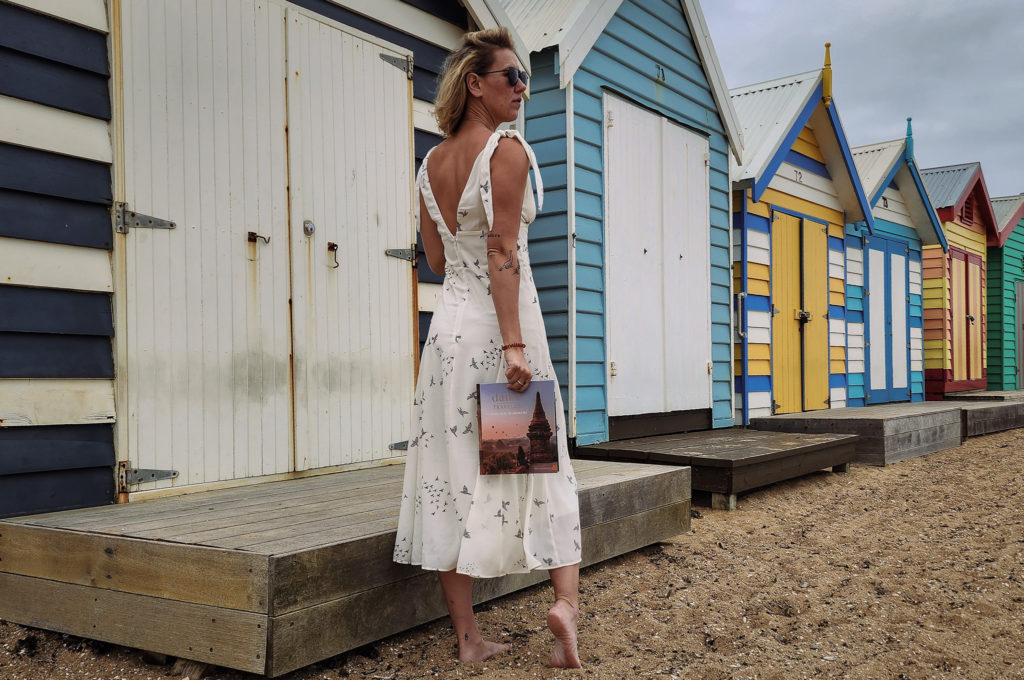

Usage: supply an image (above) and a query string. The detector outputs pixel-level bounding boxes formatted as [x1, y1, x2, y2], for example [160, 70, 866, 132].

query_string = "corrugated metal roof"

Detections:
[992, 195, 1024, 231]
[497, 0, 590, 52]
[729, 70, 820, 182]
[851, 139, 904, 201]
[919, 162, 979, 210]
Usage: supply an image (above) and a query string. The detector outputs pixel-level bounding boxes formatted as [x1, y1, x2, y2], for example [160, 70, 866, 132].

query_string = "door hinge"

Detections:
[380, 52, 414, 79]
[389, 440, 408, 451]
[771, 400, 780, 414]
[707, 361, 712, 375]
[606, 111, 614, 128]
[385, 247, 416, 263]
[117, 460, 178, 489]
[114, 202, 176, 234]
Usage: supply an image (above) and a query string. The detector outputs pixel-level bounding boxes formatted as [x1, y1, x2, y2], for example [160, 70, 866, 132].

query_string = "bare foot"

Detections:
[457, 639, 511, 663]
[547, 598, 581, 668]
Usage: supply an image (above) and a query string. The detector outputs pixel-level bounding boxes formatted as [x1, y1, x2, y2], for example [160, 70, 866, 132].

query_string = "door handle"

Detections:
[966, 314, 976, 325]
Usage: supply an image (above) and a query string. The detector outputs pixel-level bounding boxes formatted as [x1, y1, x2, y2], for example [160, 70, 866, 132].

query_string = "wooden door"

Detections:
[119, 0, 293, 489]
[866, 236, 910, 404]
[604, 94, 711, 417]
[950, 249, 968, 381]
[966, 254, 984, 380]
[287, 9, 415, 470]
[770, 211, 828, 414]
[1016, 281, 1024, 388]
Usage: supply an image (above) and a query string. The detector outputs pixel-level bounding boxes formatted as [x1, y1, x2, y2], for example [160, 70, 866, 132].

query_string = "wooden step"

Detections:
[750, 403, 962, 466]
[576, 428, 857, 509]
[0, 460, 690, 677]
[957, 400, 1024, 437]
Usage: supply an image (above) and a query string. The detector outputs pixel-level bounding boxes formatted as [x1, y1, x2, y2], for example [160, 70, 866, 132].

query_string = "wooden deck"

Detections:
[751, 403, 963, 466]
[0, 460, 690, 677]
[956, 401, 1024, 437]
[946, 389, 1024, 402]
[576, 428, 857, 510]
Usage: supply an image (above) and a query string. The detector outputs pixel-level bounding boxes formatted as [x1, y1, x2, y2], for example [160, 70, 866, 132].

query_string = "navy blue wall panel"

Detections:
[289, 0, 448, 101]
[0, 143, 112, 204]
[0, 425, 115, 518]
[0, 286, 113, 335]
[0, 468, 115, 517]
[0, 3, 109, 74]
[0, 46, 111, 119]
[0, 188, 112, 248]
[418, 310, 432, 357]
[414, 129, 445, 284]
[399, 0, 467, 27]
[0, 333, 114, 378]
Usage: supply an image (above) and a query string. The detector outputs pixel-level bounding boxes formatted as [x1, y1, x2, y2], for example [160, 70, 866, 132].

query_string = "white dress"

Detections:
[393, 130, 582, 578]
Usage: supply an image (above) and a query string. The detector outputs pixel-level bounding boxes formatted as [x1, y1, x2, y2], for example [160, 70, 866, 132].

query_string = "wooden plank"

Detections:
[0, 285, 113, 335]
[0, 572, 267, 674]
[0, 378, 114, 427]
[0, 236, 112, 292]
[24, 466, 405, 530]
[0, 188, 112, 249]
[0, 332, 113, 379]
[0, 523, 269, 612]
[266, 501, 690, 676]
[0, 94, 111, 162]
[268, 467, 689, 613]
[0, 3, 108, 73]
[4, 0, 108, 32]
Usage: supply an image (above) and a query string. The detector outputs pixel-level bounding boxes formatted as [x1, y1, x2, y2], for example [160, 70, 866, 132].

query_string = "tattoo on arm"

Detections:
[498, 251, 515, 272]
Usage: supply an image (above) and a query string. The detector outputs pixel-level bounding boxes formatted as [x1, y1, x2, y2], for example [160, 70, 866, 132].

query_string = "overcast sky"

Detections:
[702, 0, 1024, 199]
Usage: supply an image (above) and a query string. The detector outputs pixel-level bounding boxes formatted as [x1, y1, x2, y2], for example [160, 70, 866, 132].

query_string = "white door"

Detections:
[119, 1, 415, 489]
[604, 94, 711, 417]
[287, 9, 416, 470]
[120, 0, 293, 488]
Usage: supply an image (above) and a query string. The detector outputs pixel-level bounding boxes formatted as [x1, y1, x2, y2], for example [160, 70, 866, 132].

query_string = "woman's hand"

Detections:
[504, 347, 531, 392]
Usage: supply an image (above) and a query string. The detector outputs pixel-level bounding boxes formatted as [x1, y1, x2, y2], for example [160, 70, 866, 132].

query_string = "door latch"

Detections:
[795, 310, 812, 323]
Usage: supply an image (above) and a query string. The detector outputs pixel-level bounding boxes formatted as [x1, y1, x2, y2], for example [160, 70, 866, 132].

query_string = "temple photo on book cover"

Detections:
[478, 380, 559, 475]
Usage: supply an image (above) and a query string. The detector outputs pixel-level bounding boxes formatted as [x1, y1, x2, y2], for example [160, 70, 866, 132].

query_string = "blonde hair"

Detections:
[434, 28, 516, 137]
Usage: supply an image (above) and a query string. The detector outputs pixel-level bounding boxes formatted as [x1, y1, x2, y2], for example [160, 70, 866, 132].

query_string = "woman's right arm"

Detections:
[420, 194, 446, 275]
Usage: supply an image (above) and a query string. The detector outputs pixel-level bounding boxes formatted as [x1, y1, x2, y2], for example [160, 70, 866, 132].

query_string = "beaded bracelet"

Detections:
[501, 342, 526, 351]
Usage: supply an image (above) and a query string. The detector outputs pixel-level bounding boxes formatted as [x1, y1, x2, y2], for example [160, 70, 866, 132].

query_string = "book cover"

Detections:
[478, 380, 559, 475]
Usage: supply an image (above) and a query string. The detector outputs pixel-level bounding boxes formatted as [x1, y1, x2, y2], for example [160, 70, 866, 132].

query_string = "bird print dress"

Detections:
[393, 130, 582, 578]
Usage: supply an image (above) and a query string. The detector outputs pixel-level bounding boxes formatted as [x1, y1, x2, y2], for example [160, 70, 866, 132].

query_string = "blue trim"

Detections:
[747, 213, 771, 233]
[736, 374, 771, 392]
[828, 304, 845, 320]
[825, 103, 875, 233]
[847, 309, 864, 323]
[0, 143, 111, 205]
[0, 46, 110, 120]
[739, 197, 750, 424]
[747, 294, 770, 312]
[0, 286, 113, 336]
[785, 149, 831, 179]
[0, 3, 109, 75]
[870, 157, 903, 206]
[752, 81, 823, 202]
[829, 374, 847, 388]
[827, 235, 845, 251]
[0, 188, 112, 249]
[771, 204, 829, 226]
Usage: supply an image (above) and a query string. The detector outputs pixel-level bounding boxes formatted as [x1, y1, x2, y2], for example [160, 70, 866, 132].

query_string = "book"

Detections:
[478, 380, 559, 475]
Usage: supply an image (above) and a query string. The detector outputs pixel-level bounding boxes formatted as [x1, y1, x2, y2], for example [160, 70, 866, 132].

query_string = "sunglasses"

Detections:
[478, 66, 529, 87]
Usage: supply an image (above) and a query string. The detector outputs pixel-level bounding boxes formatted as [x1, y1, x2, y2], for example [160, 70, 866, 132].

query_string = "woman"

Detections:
[393, 28, 582, 668]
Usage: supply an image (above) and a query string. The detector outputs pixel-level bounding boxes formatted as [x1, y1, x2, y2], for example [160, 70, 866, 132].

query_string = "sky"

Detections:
[702, 0, 1024, 199]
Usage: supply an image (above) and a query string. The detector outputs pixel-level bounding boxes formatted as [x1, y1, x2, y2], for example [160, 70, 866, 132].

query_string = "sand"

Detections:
[2, 428, 1023, 680]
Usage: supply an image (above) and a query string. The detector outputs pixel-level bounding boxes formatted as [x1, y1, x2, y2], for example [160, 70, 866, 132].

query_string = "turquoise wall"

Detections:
[527, 0, 734, 445]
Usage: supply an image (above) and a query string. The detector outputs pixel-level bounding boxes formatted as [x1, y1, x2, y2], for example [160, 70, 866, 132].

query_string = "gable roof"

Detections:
[730, 69, 820, 186]
[920, 162, 1000, 244]
[991, 194, 1024, 246]
[851, 132, 946, 248]
[488, 0, 744, 162]
[729, 60, 873, 226]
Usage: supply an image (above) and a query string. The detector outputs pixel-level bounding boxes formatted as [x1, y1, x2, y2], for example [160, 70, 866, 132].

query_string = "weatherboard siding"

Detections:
[0, 0, 115, 517]
[987, 217, 1024, 389]
[565, 0, 733, 442]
